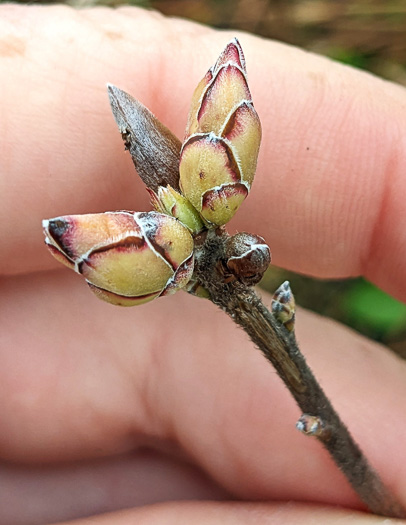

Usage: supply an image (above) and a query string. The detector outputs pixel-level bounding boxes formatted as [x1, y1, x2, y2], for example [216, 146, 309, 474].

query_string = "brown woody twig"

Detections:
[106, 76, 406, 518]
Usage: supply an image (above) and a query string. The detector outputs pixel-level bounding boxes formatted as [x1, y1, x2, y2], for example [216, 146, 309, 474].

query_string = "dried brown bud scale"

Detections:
[108, 84, 181, 192]
[184, 278, 211, 299]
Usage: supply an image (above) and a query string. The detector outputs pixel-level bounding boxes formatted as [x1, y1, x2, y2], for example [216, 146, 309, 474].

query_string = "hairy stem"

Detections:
[193, 229, 406, 519]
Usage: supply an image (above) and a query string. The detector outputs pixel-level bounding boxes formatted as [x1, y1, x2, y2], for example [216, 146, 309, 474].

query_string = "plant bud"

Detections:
[179, 38, 261, 226]
[226, 232, 270, 286]
[108, 85, 182, 193]
[296, 414, 331, 441]
[271, 281, 296, 331]
[43, 211, 194, 306]
[149, 185, 205, 234]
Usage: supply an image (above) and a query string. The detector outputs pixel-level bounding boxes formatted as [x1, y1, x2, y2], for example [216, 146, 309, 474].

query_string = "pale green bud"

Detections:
[43, 211, 194, 306]
[149, 185, 205, 234]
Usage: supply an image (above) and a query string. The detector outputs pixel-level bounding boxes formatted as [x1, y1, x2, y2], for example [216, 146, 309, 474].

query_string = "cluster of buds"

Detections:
[43, 39, 266, 306]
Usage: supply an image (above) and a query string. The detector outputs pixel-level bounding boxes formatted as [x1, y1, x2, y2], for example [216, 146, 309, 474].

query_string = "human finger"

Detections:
[0, 451, 226, 525]
[52, 501, 406, 525]
[1, 6, 406, 301]
[1, 271, 405, 510]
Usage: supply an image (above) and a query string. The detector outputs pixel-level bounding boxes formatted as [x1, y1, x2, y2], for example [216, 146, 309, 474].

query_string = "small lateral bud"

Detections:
[272, 281, 296, 331]
[226, 232, 270, 286]
[149, 185, 205, 235]
[296, 414, 331, 441]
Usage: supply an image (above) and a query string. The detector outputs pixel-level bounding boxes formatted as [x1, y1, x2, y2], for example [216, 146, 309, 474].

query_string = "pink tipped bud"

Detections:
[214, 38, 246, 71]
[180, 39, 261, 227]
[43, 211, 194, 306]
[185, 38, 248, 138]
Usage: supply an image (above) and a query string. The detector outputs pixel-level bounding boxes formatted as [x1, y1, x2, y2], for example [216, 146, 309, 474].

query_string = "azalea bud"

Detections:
[43, 211, 194, 306]
[271, 281, 296, 331]
[226, 232, 270, 286]
[149, 185, 205, 234]
[179, 38, 261, 226]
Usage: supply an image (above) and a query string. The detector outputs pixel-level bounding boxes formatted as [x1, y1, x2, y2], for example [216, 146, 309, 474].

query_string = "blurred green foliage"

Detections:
[342, 279, 406, 340]
[260, 269, 406, 356]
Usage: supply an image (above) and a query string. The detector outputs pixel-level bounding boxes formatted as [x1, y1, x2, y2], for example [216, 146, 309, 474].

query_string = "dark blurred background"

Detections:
[42, 0, 406, 88]
[9, 0, 406, 355]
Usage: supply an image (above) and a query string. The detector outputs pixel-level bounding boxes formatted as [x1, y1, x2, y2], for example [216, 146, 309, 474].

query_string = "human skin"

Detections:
[0, 4, 405, 525]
